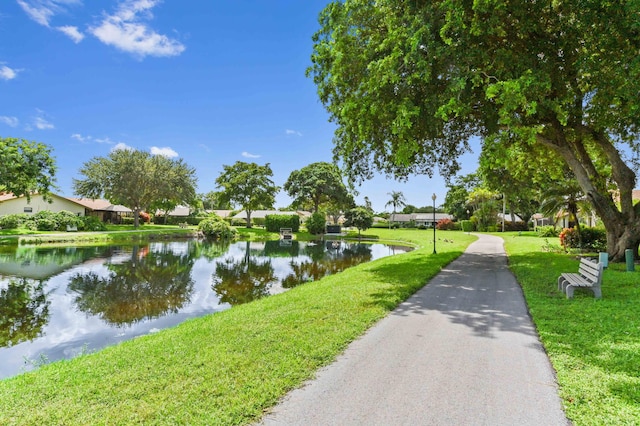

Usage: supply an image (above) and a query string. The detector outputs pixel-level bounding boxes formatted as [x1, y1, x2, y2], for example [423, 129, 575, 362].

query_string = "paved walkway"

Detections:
[259, 234, 569, 425]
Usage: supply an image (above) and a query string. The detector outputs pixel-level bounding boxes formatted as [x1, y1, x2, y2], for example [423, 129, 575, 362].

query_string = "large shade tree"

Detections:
[0, 137, 57, 201]
[73, 148, 197, 227]
[215, 161, 279, 228]
[284, 162, 351, 213]
[309, 0, 640, 260]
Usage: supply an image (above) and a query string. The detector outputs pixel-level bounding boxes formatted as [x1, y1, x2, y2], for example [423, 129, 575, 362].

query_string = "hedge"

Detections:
[265, 214, 300, 233]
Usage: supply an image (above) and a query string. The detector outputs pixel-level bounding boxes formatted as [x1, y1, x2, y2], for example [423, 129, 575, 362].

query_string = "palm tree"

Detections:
[539, 180, 592, 247]
[385, 191, 406, 229]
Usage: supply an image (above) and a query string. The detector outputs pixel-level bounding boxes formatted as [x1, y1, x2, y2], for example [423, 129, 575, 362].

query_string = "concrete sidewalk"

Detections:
[259, 234, 569, 425]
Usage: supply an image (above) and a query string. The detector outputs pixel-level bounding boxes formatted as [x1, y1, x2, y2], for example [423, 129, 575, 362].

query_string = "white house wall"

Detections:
[0, 194, 84, 216]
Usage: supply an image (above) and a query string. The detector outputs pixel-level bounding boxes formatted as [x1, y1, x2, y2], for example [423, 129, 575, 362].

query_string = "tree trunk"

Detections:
[606, 221, 640, 262]
[133, 207, 140, 228]
[246, 211, 252, 228]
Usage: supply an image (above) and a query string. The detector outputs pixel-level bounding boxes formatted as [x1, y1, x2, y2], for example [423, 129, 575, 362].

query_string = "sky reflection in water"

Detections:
[0, 239, 410, 379]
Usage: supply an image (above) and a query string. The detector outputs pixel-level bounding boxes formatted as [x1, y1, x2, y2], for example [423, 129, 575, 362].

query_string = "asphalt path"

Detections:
[259, 234, 570, 425]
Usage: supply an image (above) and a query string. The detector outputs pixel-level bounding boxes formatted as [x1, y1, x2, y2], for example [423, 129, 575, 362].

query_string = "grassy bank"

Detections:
[501, 234, 640, 425]
[0, 229, 474, 425]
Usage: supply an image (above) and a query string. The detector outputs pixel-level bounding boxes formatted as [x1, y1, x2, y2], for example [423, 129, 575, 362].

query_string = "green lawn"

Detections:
[501, 233, 640, 425]
[0, 229, 473, 425]
[1, 229, 638, 425]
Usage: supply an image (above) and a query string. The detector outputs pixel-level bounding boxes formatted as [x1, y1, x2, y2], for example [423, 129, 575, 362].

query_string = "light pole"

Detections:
[432, 193, 437, 254]
[466, 209, 470, 234]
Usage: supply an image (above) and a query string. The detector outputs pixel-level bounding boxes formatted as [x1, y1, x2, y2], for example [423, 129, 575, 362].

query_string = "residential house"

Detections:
[0, 193, 84, 216]
[232, 210, 311, 222]
[390, 212, 454, 227]
[0, 193, 131, 223]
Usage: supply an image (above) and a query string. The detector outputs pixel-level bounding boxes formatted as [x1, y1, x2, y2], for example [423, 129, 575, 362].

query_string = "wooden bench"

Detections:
[66, 225, 78, 232]
[557, 257, 604, 299]
[178, 222, 188, 228]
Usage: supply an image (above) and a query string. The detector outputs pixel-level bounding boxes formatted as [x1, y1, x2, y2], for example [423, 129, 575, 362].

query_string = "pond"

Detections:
[0, 239, 411, 379]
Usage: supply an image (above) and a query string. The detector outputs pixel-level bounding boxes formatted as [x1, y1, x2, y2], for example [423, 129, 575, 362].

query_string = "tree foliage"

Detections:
[0, 137, 57, 201]
[73, 149, 197, 227]
[305, 211, 327, 235]
[284, 162, 351, 213]
[345, 206, 374, 236]
[310, 0, 640, 260]
[215, 161, 279, 228]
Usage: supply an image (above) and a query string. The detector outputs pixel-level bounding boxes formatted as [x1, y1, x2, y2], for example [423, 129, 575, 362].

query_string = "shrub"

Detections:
[0, 214, 29, 229]
[560, 226, 607, 252]
[55, 211, 84, 231]
[305, 212, 326, 235]
[265, 214, 300, 233]
[536, 225, 558, 237]
[436, 218, 457, 230]
[32, 211, 59, 231]
[82, 215, 107, 231]
[502, 221, 529, 232]
[121, 216, 135, 225]
[198, 215, 238, 239]
[460, 220, 474, 232]
[139, 211, 151, 223]
[580, 227, 607, 252]
[559, 227, 577, 251]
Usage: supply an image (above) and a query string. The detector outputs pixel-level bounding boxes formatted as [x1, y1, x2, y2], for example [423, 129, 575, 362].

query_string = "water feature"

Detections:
[0, 239, 411, 379]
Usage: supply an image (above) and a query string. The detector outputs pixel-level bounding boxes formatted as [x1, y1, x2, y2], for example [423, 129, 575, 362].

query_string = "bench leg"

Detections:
[592, 287, 602, 299]
[557, 276, 565, 292]
[566, 285, 576, 299]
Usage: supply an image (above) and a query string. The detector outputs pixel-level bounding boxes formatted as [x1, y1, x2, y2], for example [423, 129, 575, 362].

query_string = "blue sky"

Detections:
[1, 0, 479, 213]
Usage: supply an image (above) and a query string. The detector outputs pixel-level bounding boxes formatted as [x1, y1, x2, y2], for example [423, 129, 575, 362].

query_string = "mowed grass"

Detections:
[0, 229, 475, 425]
[501, 234, 640, 425]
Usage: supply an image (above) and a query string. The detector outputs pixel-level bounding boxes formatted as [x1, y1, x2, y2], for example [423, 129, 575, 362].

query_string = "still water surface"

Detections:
[0, 239, 410, 379]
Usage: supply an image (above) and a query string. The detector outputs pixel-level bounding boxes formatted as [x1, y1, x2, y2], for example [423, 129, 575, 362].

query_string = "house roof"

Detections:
[208, 210, 234, 218]
[391, 213, 453, 222]
[156, 206, 190, 216]
[65, 197, 112, 210]
[102, 204, 133, 213]
[233, 210, 299, 219]
[414, 213, 454, 221]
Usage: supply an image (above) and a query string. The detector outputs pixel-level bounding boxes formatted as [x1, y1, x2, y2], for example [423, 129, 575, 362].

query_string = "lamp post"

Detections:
[432, 193, 437, 254]
[466, 209, 470, 234]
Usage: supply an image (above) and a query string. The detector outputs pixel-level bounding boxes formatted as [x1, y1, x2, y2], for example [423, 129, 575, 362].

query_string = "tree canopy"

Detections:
[73, 149, 197, 227]
[215, 161, 279, 228]
[0, 137, 57, 201]
[284, 162, 351, 213]
[309, 0, 640, 260]
[345, 206, 374, 237]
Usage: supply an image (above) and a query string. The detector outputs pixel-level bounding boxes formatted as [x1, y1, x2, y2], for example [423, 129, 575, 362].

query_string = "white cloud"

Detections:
[112, 142, 133, 151]
[90, 0, 185, 58]
[0, 65, 19, 80]
[71, 133, 92, 142]
[150, 146, 178, 158]
[285, 129, 302, 137]
[16, 0, 81, 27]
[0, 116, 19, 127]
[57, 25, 84, 43]
[94, 137, 116, 144]
[241, 151, 261, 159]
[34, 116, 54, 130]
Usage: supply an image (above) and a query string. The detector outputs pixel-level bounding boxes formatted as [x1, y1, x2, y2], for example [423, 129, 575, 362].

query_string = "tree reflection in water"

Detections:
[0, 278, 50, 348]
[68, 244, 195, 326]
[282, 241, 372, 289]
[212, 241, 277, 305]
